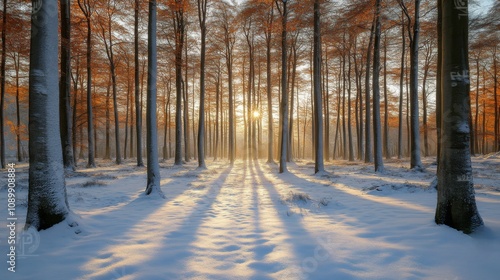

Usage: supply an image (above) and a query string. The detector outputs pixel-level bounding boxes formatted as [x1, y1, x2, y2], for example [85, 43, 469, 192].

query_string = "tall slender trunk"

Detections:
[423, 70, 429, 157]
[145, 0, 163, 197]
[410, 0, 422, 169]
[81, 2, 95, 167]
[373, 0, 384, 172]
[60, 0, 75, 170]
[279, 0, 289, 173]
[135, 0, 144, 166]
[289, 41, 297, 162]
[474, 58, 480, 154]
[223, 11, 235, 164]
[214, 70, 220, 160]
[14, 55, 22, 162]
[342, 41, 347, 160]
[266, 6, 275, 163]
[398, 10, 405, 159]
[72, 57, 79, 163]
[105, 77, 111, 159]
[313, 0, 324, 173]
[163, 77, 171, 160]
[184, 29, 190, 162]
[174, 3, 185, 165]
[365, 17, 376, 163]
[124, 59, 131, 159]
[105, 13, 122, 165]
[197, 0, 207, 168]
[401, 0, 423, 169]
[348, 43, 354, 161]
[383, 33, 390, 159]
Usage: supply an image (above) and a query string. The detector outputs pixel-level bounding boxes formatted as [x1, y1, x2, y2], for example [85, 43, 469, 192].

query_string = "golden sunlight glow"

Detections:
[253, 110, 260, 118]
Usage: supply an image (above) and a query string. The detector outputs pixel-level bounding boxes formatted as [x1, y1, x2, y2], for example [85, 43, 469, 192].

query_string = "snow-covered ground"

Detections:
[1, 154, 499, 279]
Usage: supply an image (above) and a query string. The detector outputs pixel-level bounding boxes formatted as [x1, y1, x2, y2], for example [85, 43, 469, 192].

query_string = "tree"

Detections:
[97, 0, 122, 165]
[313, 0, 324, 174]
[172, 0, 186, 166]
[145, 0, 164, 198]
[219, 1, 236, 164]
[399, 0, 423, 170]
[26, 0, 71, 230]
[365, 16, 375, 163]
[135, 0, 144, 166]
[197, 0, 208, 169]
[264, 0, 275, 164]
[277, 0, 288, 173]
[77, 0, 96, 168]
[60, 0, 75, 171]
[372, 0, 384, 172]
[398, 9, 405, 160]
[435, 0, 483, 234]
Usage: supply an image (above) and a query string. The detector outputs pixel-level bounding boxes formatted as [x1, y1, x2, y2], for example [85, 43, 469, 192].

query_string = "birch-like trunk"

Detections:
[373, 0, 384, 172]
[26, 0, 70, 230]
[145, 0, 164, 198]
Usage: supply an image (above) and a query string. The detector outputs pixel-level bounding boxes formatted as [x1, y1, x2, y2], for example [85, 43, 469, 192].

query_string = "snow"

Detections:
[1, 155, 500, 279]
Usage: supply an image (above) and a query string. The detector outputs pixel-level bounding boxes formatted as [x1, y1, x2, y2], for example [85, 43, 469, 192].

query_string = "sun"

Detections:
[253, 111, 260, 118]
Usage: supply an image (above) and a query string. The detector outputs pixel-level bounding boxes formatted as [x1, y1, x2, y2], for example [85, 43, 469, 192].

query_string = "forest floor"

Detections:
[1, 154, 500, 279]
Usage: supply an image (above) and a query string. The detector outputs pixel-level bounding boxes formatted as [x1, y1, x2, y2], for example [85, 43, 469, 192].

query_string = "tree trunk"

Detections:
[423, 70, 429, 157]
[72, 57, 79, 163]
[474, 58, 480, 154]
[383, 33, 390, 159]
[409, 0, 423, 170]
[365, 17, 375, 163]
[26, 0, 70, 230]
[398, 10, 405, 160]
[183, 29, 190, 162]
[342, 42, 347, 160]
[104, 11, 122, 165]
[222, 6, 235, 164]
[266, 4, 274, 164]
[105, 78, 111, 159]
[422, 44, 430, 158]
[14, 55, 22, 162]
[135, 0, 144, 166]
[400, 0, 423, 170]
[197, 0, 207, 168]
[313, 0, 324, 173]
[145, 0, 164, 197]
[77, 0, 95, 168]
[174, 2, 184, 165]
[348, 42, 354, 162]
[214, 69, 220, 160]
[60, 0, 75, 171]
[278, 0, 289, 173]
[124, 59, 131, 160]
[324, 46, 330, 162]
[373, 0, 384, 172]
[435, 0, 483, 234]
[289, 40, 297, 162]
